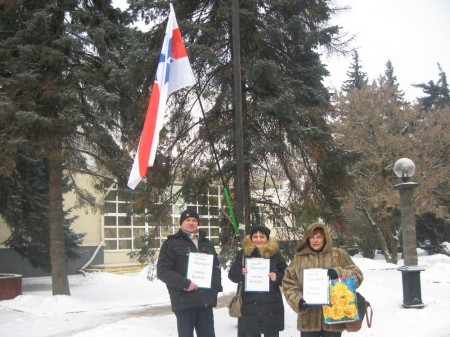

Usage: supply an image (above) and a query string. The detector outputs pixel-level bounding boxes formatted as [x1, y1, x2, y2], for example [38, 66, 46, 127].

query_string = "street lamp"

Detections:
[393, 158, 424, 308]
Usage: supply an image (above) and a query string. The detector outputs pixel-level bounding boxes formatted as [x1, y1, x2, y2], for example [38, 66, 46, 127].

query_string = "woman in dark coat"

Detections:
[228, 225, 287, 337]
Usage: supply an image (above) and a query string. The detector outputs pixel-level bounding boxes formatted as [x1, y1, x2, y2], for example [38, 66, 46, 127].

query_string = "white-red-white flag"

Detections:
[127, 4, 196, 189]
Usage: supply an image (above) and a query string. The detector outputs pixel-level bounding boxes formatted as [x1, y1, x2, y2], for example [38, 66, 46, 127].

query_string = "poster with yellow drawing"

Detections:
[322, 277, 359, 324]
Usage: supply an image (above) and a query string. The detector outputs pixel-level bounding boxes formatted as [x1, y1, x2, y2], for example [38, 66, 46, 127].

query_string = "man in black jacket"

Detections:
[157, 209, 222, 337]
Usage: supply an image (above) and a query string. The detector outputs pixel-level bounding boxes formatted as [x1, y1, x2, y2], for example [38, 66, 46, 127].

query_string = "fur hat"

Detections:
[179, 209, 200, 225]
[249, 225, 271, 240]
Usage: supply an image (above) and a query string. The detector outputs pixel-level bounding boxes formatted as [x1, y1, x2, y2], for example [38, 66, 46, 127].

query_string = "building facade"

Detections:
[0, 171, 293, 277]
[0, 175, 224, 277]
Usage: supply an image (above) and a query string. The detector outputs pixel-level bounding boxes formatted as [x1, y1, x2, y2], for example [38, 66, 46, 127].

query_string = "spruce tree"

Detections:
[384, 59, 405, 105]
[128, 0, 358, 233]
[0, 147, 84, 271]
[342, 50, 368, 92]
[0, 0, 140, 294]
[413, 63, 450, 111]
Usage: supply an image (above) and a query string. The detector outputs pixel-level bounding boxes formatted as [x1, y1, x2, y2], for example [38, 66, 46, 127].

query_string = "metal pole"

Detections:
[231, 0, 246, 240]
[232, 2, 246, 336]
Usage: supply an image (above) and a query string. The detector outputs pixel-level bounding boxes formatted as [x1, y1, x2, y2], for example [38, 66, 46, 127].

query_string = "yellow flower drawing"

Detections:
[323, 280, 358, 323]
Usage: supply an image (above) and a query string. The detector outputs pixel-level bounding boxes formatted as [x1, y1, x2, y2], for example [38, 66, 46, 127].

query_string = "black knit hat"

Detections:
[179, 209, 200, 225]
[249, 225, 270, 240]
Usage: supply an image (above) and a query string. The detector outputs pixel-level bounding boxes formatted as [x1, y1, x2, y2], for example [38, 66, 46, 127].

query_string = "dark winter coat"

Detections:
[282, 223, 364, 333]
[157, 229, 223, 312]
[228, 236, 287, 334]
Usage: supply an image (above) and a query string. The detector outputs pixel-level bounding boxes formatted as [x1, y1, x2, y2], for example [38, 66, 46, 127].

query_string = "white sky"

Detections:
[323, 0, 450, 102]
[115, 0, 450, 103]
[1, 248, 450, 336]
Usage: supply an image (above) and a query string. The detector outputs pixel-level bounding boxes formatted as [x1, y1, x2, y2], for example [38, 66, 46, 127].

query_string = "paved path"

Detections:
[130, 292, 235, 317]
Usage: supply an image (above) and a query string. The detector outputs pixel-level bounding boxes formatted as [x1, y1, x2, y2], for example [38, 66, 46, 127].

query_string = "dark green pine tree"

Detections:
[384, 59, 405, 104]
[0, 147, 85, 271]
[343, 50, 368, 92]
[0, 0, 142, 294]
[128, 0, 358, 233]
[413, 63, 450, 111]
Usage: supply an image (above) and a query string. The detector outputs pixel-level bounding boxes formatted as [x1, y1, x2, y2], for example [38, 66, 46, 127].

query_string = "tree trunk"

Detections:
[358, 207, 395, 263]
[48, 140, 70, 295]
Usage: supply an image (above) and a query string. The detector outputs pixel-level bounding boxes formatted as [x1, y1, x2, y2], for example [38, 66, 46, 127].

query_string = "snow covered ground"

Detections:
[1, 247, 450, 337]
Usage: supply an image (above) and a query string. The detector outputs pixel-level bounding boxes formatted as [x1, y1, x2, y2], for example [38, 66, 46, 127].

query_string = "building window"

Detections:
[274, 207, 286, 227]
[103, 187, 147, 251]
[102, 184, 222, 251]
[170, 185, 222, 246]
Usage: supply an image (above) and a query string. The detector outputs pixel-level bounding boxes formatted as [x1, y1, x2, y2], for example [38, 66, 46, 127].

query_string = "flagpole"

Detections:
[232, 0, 246, 242]
[232, 2, 246, 336]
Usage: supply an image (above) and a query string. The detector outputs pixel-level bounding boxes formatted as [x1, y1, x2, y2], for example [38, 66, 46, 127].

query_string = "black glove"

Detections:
[299, 299, 307, 309]
[327, 268, 339, 280]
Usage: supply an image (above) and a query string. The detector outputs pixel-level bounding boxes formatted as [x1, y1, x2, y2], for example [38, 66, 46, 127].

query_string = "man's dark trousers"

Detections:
[174, 307, 215, 337]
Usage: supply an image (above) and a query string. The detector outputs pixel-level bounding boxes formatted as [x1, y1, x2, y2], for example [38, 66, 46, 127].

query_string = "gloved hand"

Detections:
[299, 299, 308, 309]
[327, 268, 339, 280]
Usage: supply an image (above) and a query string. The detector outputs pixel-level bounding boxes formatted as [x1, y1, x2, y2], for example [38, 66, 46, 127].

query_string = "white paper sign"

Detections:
[303, 268, 330, 305]
[186, 252, 214, 289]
[245, 258, 270, 292]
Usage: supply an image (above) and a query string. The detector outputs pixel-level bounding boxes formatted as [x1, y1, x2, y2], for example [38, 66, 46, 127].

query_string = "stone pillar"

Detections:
[394, 181, 424, 309]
